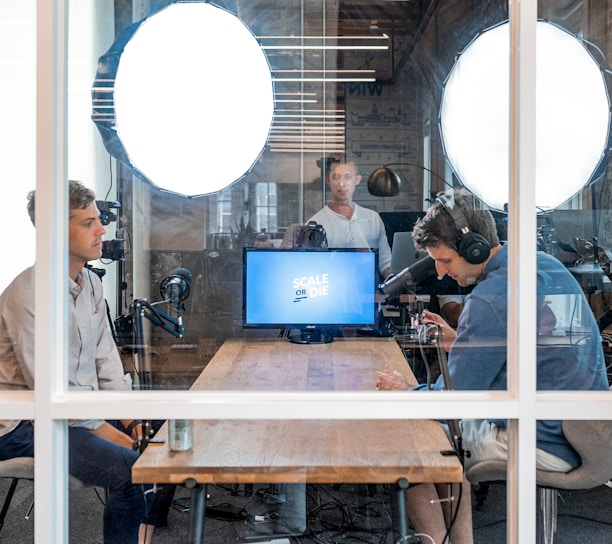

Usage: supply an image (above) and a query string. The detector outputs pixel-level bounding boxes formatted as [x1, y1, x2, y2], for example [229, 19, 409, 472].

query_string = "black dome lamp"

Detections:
[367, 166, 402, 197]
[367, 163, 452, 197]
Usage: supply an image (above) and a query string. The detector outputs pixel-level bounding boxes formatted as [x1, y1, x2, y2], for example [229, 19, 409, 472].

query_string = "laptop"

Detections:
[390, 231, 426, 275]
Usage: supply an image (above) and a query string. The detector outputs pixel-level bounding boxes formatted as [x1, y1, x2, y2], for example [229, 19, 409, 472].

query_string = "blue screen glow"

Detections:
[243, 248, 378, 328]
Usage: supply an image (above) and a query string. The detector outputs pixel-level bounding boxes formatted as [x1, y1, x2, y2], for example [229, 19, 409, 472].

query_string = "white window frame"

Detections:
[0, 1, 609, 542]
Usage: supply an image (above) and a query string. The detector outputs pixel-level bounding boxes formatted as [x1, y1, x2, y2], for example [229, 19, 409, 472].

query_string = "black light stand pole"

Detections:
[591, 182, 601, 287]
[132, 299, 153, 391]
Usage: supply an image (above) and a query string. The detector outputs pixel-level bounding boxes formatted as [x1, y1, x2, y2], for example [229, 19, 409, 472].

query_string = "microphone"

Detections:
[160, 268, 192, 326]
[379, 255, 437, 297]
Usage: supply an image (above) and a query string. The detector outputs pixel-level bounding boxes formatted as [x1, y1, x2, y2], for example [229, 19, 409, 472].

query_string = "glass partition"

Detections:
[108, 0, 512, 392]
[1, 0, 611, 542]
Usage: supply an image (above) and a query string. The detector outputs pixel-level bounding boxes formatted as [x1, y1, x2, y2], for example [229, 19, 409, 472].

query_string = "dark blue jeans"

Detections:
[0, 420, 171, 544]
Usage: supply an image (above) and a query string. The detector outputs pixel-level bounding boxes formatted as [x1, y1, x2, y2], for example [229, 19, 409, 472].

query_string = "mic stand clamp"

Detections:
[130, 421, 165, 453]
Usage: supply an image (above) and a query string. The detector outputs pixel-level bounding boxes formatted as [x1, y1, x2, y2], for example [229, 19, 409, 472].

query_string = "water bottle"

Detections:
[168, 419, 193, 451]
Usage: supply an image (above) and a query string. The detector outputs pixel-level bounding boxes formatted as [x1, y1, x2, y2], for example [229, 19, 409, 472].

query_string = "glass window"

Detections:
[2, 1, 608, 542]
[255, 182, 278, 232]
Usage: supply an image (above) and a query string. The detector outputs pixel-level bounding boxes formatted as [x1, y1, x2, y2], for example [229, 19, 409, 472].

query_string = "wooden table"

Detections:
[133, 337, 462, 542]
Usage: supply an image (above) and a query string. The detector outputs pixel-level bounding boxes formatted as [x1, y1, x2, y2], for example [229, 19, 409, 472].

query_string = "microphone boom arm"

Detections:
[135, 298, 185, 338]
[131, 298, 185, 391]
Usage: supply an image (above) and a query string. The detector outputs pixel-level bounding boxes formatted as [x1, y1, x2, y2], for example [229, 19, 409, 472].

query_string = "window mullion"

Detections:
[508, 1, 538, 543]
[36, 0, 69, 542]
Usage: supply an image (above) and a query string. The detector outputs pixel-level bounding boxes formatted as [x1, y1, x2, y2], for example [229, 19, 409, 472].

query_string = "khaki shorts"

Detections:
[456, 419, 573, 472]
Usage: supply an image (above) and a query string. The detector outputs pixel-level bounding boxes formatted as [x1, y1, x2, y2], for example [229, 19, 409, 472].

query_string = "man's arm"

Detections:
[376, 215, 392, 278]
[444, 295, 508, 390]
[90, 421, 134, 449]
[0, 269, 36, 389]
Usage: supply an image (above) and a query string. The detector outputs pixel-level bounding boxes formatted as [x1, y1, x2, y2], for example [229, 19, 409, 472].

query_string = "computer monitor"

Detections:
[243, 247, 379, 343]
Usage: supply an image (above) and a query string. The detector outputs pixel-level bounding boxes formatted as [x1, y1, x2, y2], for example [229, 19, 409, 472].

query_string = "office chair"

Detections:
[465, 419, 612, 544]
[0, 457, 87, 534]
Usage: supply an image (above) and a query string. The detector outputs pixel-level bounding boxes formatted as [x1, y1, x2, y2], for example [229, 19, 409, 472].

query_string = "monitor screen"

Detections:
[243, 248, 378, 334]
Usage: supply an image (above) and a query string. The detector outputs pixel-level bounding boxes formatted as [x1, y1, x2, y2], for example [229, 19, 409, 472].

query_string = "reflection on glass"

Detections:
[7, 0, 611, 542]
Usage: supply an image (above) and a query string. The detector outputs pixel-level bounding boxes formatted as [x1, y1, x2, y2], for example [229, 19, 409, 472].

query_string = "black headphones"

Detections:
[436, 192, 491, 265]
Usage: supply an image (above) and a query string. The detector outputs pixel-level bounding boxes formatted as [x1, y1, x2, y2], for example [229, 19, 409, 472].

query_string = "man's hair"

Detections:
[326, 153, 359, 176]
[412, 188, 500, 251]
[27, 180, 96, 226]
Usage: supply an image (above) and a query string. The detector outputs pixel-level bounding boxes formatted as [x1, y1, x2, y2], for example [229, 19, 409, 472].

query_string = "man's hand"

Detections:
[419, 310, 457, 352]
[376, 369, 410, 391]
[123, 419, 143, 441]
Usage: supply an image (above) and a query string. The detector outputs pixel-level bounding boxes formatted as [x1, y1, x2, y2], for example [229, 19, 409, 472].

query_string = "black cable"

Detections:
[104, 299, 119, 344]
[105, 154, 114, 201]
[93, 487, 106, 506]
[441, 480, 463, 544]
[306, 485, 396, 540]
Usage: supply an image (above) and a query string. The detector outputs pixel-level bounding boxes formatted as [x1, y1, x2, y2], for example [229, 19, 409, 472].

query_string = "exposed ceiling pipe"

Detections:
[379, 0, 440, 85]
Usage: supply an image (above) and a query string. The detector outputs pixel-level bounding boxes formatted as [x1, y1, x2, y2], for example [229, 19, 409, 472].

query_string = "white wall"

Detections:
[0, 0, 117, 316]
[0, 0, 36, 292]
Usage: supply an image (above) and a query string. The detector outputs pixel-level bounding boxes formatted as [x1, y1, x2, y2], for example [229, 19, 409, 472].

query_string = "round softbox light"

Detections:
[439, 20, 610, 210]
[92, 2, 274, 197]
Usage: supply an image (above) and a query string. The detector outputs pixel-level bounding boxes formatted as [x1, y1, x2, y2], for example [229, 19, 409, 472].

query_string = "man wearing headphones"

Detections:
[377, 188, 608, 543]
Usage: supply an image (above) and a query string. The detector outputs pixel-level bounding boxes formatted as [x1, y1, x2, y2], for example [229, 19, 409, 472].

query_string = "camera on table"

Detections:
[293, 221, 328, 248]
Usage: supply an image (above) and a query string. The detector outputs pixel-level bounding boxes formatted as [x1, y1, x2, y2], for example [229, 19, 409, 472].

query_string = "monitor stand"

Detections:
[288, 328, 334, 344]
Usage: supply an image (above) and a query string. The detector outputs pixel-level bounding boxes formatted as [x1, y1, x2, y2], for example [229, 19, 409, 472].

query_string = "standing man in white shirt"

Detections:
[309, 154, 392, 280]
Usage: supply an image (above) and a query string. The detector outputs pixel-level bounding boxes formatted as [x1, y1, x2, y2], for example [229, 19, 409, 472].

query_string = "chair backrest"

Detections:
[536, 419, 612, 490]
[466, 420, 612, 490]
[465, 459, 506, 484]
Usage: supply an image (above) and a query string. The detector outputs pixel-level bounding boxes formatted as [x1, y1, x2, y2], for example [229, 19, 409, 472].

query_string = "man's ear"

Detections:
[355, 174, 362, 186]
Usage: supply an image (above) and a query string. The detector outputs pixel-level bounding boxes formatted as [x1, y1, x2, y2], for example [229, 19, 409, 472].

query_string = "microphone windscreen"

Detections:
[170, 268, 193, 287]
[378, 255, 436, 297]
